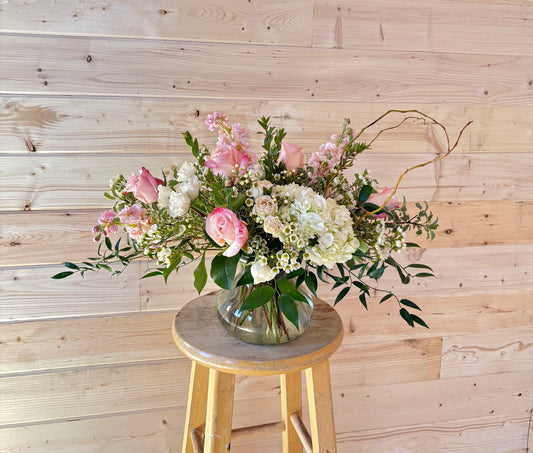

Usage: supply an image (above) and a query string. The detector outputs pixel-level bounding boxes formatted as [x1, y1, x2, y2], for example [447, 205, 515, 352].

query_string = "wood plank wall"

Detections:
[1, 1, 532, 451]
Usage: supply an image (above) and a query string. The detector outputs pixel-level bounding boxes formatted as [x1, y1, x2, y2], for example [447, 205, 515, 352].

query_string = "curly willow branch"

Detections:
[353, 109, 473, 229]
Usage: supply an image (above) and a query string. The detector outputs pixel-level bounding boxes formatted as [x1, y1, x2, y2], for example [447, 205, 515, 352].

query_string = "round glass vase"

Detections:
[217, 279, 314, 345]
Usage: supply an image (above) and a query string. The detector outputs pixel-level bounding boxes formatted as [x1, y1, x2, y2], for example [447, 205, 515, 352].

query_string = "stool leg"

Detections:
[204, 369, 235, 453]
[183, 361, 210, 453]
[280, 372, 303, 453]
[305, 360, 337, 453]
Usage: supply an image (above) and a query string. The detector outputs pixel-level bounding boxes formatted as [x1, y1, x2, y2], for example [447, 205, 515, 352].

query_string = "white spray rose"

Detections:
[251, 258, 277, 284]
[253, 195, 277, 217]
[263, 215, 282, 236]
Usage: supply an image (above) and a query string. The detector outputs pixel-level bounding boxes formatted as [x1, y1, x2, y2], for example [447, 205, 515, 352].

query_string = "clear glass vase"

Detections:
[217, 278, 314, 345]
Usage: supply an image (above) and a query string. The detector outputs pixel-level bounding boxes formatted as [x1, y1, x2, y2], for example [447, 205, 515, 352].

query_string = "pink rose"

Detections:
[279, 142, 304, 172]
[125, 167, 163, 204]
[204, 143, 255, 179]
[205, 207, 248, 257]
[367, 188, 399, 219]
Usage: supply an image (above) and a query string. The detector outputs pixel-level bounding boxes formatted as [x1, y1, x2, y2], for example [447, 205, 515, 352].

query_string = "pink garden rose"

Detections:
[205, 207, 248, 257]
[279, 142, 304, 172]
[204, 143, 255, 180]
[125, 167, 164, 204]
[367, 188, 399, 219]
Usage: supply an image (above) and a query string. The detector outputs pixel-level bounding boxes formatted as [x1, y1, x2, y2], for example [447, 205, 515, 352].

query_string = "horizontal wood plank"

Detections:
[0, 0, 313, 46]
[3, 98, 532, 155]
[2, 152, 533, 211]
[1, 201, 530, 267]
[313, 0, 533, 56]
[441, 326, 533, 379]
[2, 36, 533, 105]
[0, 264, 141, 322]
[335, 414, 529, 452]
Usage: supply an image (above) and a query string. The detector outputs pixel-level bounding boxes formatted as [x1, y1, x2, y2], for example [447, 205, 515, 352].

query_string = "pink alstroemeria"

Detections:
[125, 167, 164, 204]
[205, 207, 248, 257]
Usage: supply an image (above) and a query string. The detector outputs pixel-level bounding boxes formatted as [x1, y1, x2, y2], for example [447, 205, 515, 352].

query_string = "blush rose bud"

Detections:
[205, 207, 248, 257]
[279, 142, 304, 172]
[366, 188, 400, 219]
[125, 167, 164, 204]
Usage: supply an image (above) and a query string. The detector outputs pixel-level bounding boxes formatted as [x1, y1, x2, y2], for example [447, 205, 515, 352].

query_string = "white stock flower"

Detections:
[177, 161, 197, 182]
[251, 258, 277, 284]
[158, 185, 172, 208]
[168, 190, 190, 218]
[179, 175, 200, 200]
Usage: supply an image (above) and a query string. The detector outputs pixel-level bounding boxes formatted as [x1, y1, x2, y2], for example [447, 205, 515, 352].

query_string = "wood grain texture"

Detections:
[441, 326, 533, 379]
[3, 152, 533, 211]
[0, 311, 181, 375]
[313, 0, 533, 56]
[0, 0, 313, 46]
[1, 200, 530, 268]
[0, 264, 141, 322]
[1, 36, 532, 105]
[3, 98, 532, 155]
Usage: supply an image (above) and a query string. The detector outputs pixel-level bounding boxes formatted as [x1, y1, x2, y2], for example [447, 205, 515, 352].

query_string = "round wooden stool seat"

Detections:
[173, 292, 343, 453]
[173, 292, 343, 376]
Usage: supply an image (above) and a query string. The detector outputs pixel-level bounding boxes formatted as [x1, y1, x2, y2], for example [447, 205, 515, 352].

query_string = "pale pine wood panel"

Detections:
[2, 36, 533, 105]
[331, 372, 533, 432]
[313, 0, 533, 56]
[0, 312, 182, 375]
[441, 326, 533, 379]
[0, 408, 184, 453]
[0, 310, 440, 388]
[335, 414, 529, 453]
[143, 244, 533, 312]
[2, 201, 530, 268]
[3, 153, 533, 211]
[0, 0, 313, 46]
[0, 264, 141, 322]
[3, 98, 531, 155]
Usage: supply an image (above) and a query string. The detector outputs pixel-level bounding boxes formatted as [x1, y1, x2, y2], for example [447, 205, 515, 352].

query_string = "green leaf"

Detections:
[163, 255, 181, 284]
[105, 236, 113, 251]
[193, 254, 208, 294]
[411, 314, 429, 328]
[368, 264, 385, 280]
[317, 267, 328, 283]
[276, 278, 307, 302]
[141, 270, 164, 279]
[236, 266, 254, 286]
[406, 263, 433, 271]
[415, 272, 435, 278]
[380, 293, 394, 304]
[210, 254, 240, 290]
[400, 298, 422, 311]
[359, 293, 368, 310]
[334, 287, 350, 306]
[399, 308, 415, 327]
[64, 262, 80, 270]
[240, 286, 275, 311]
[358, 185, 373, 202]
[405, 242, 420, 248]
[229, 193, 247, 211]
[304, 272, 318, 297]
[278, 294, 299, 329]
[285, 268, 305, 280]
[51, 271, 74, 279]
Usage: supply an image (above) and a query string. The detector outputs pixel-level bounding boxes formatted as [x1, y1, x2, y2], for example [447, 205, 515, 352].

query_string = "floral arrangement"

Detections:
[54, 110, 470, 334]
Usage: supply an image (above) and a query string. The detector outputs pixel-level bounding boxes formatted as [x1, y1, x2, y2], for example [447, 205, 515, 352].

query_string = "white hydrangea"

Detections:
[268, 183, 359, 268]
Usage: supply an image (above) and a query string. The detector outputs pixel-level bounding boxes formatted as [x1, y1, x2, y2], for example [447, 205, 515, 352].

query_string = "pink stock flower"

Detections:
[307, 142, 343, 180]
[279, 142, 304, 172]
[205, 111, 229, 131]
[118, 205, 153, 241]
[205, 207, 248, 257]
[97, 210, 118, 236]
[125, 167, 163, 204]
[204, 143, 255, 180]
[367, 188, 399, 219]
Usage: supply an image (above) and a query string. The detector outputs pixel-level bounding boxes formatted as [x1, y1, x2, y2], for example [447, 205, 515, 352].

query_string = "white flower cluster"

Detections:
[265, 183, 359, 269]
[158, 162, 200, 218]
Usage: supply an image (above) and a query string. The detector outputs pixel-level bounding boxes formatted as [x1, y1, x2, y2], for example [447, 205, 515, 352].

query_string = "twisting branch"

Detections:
[353, 110, 473, 229]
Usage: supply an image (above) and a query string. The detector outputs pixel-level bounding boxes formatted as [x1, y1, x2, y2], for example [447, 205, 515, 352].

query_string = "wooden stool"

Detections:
[172, 292, 343, 453]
